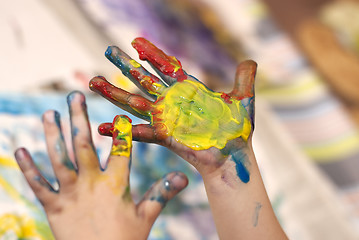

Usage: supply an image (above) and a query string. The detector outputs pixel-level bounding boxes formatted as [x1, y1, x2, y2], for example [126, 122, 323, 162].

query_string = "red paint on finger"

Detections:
[90, 77, 130, 105]
[98, 123, 112, 136]
[129, 70, 164, 95]
[221, 93, 233, 104]
[233, 60, 257, 99]
[132, 38, 187, 81]
[89, 78, 113, 99]
[122, 115, 132, 123]
[128, 96, 153, 114]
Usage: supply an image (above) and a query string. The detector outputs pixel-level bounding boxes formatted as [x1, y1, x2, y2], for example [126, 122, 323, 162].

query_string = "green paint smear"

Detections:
[154, 80, 251, 150]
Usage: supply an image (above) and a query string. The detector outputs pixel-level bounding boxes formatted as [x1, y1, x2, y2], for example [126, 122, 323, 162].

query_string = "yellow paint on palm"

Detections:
[111, 116, 132, 157]
[155, 80, 252, 150]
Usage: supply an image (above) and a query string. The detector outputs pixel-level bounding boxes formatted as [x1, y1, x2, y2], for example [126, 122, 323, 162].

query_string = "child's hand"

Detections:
[14, 91, 188, 240]
[89, 38, 257, 180]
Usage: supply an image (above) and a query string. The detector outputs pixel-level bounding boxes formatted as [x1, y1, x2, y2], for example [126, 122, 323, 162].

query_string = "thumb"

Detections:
[136, 171, 188, 224]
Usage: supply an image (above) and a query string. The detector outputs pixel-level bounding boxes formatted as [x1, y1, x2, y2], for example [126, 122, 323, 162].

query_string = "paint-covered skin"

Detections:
[253, 202, 263, 227]
[141, 171, 188, 208]
[14, 91, 188, 240]
[153, 79, 251, 150]
[53, 110, 76, 171]
[90, 38, 257, 183]
[110, 115, 132, 157]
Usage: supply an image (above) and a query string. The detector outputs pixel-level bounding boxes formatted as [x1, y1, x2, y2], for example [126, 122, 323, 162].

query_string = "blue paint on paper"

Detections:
[0, 92, 144, 124]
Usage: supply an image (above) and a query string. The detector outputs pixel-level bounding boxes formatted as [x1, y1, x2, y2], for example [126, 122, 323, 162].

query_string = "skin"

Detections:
[90, 38, 288, 239]
[14, 91, 188, 240]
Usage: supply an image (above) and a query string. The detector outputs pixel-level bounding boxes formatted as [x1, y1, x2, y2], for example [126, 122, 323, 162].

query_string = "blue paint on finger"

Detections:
[33, 175, 57, 193]
[72, 127, 79, 136]
[105, 46, 112, 58]
[66, 92, 76, 105]
[54, 111, 61, 129]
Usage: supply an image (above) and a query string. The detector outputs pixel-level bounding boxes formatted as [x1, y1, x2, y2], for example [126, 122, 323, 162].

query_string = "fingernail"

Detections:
[42, 110, 55, 123]
[14, 148, 27, 162]
[167, 172, 188, 191]
[67, 91, 84, 105]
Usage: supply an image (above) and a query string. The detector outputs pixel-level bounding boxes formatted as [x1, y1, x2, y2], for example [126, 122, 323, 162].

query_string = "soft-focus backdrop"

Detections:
[1, 0, 359, 239]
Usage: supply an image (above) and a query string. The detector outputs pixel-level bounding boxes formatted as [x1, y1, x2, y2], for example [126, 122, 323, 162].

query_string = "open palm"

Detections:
[90, 38, 257, 181]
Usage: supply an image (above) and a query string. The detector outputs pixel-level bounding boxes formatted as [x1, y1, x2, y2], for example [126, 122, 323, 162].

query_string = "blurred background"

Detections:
[1, 0, 359, 239]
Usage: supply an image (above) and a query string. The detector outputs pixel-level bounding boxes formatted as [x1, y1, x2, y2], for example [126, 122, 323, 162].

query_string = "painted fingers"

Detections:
[15, 93, 136, 206]
[98, 122, 166, 144]
[89, 76, 153, 122]
[131, 37, 188, 84]
[105, 46, 165, 98]
[90, 38, 189, 106]
[15, 92, 101, 205]
[67, 91, 100, 176]
[137, 171, 188, 223]
[15, 148, 57, 206]
[42, 110, 76, 187]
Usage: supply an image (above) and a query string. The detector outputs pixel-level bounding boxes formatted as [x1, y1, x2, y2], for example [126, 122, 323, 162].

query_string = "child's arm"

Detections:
[14, 91, 188, 240]
[89, 38, 288, 239]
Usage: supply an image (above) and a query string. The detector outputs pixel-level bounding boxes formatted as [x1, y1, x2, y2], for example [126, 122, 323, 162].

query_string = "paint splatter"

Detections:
[253, 202, 262, 227]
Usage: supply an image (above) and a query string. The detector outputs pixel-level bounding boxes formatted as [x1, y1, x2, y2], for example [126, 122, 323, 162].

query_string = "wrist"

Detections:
[199, 145, 288, 240]
[199, 140, 255, 186]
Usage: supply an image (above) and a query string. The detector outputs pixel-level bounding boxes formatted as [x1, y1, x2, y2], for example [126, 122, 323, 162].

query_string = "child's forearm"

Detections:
[201, 144, 288, 240]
